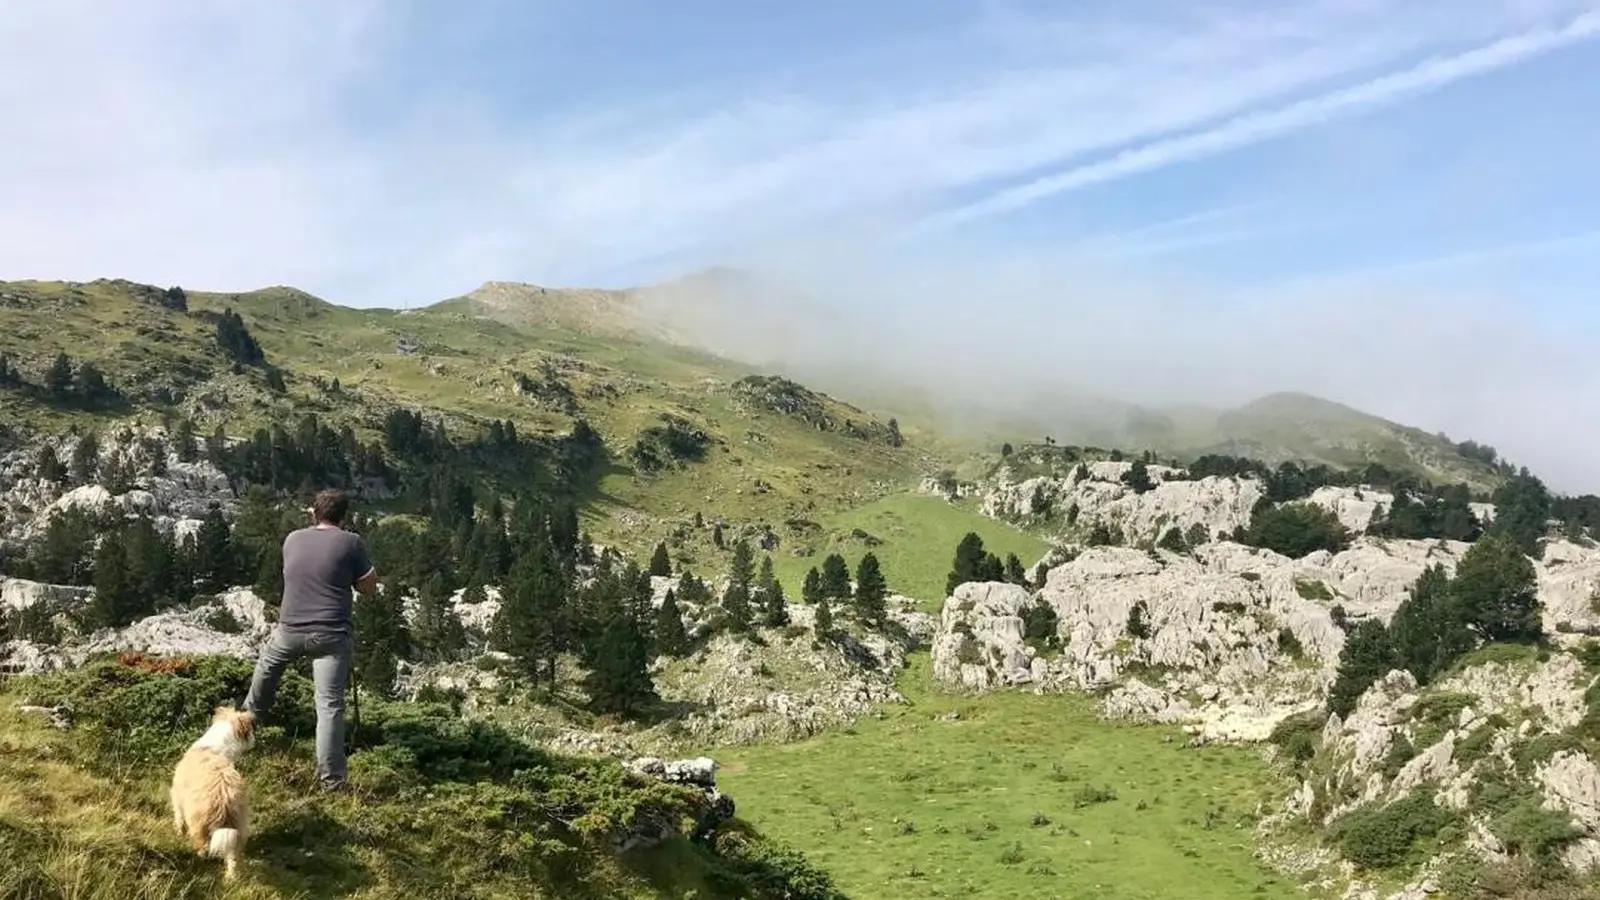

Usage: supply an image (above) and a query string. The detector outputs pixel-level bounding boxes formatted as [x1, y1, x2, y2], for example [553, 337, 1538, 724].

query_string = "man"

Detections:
[243, 488, 378, 792]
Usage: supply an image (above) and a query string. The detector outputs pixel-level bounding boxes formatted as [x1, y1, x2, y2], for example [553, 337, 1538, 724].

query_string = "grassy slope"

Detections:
[766, 494, 1049, 608]
[0, 664, 815, 900]
[0, 279, 946, 562]
[713, 657, 1298, 900]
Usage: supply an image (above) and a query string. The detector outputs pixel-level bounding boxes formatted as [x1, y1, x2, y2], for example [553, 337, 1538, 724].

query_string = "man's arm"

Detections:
[351, 537, 379, 595]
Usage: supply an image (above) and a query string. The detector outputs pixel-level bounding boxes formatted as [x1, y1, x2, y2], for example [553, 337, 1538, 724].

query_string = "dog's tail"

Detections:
[207, 827, 242, 859]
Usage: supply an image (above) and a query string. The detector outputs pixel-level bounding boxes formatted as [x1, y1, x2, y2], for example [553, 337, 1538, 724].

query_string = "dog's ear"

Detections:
[212, 705, 232, 723]
[230, 710, 256, 743]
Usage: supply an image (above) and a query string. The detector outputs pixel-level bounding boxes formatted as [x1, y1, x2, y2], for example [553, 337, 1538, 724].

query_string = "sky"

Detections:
[2, 1, 1600, 488]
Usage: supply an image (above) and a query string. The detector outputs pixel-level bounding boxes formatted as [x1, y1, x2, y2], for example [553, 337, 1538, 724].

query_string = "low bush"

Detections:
[1330, 793, 1454, 870]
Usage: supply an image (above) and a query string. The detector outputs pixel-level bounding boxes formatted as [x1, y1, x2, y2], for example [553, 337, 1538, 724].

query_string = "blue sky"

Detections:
[3, 0, 1600, 485]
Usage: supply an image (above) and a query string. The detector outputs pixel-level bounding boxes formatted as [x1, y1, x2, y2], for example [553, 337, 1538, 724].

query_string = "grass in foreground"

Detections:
[712, 655, 1299, 900]
[0, 654, 842, 900]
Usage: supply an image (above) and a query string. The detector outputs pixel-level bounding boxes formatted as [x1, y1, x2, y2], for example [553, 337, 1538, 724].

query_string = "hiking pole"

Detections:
[348, 649, 361, 752]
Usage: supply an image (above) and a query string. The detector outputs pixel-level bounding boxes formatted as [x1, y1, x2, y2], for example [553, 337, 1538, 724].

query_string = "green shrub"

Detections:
[1330, 793, 1454, 870]
[20, 653, 315, 767]
[1294, 579, 1334, 602]
[1381, 735, 1417, 780]
[1267, 709, 1324, 770]
[1490, 797, 1582, 861]
[1072, 784, 1117, 808]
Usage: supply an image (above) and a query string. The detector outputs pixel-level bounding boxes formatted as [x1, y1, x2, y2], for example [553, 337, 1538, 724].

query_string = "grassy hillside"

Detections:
[0, 278, 947, 563]
[0, 652, 841, 900]
[764, 494, 1049, 609]
[714, 657, 1297, 900]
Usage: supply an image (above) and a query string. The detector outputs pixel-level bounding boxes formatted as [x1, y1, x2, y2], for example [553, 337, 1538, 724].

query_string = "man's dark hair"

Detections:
[312, 489, 350, 525]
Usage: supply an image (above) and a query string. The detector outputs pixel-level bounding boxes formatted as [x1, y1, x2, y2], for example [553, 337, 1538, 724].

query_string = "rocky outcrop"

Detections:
[625, 756, 736, 848]
[1, 587, 272, 673]
[981, 461, 1262, 545]
[931, 537, 1600, 741]
[0, 428, 236, 550]
[1306, 486, 1393, 534]
[1276, 648, 1600, 892]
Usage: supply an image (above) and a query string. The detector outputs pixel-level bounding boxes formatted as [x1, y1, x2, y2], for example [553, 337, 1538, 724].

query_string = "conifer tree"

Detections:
[89, 530, 144, 628]
[1123, 459, 1155, 494]
[852, 552, 888, 625]
[757, 556, 789, 627]
[174, 418, 199, 463]
[712, 522, 725, 549]
[1327, 619, 1395, 718]
[946, 532, 989, 594]
[493, 540, 571, 687]
[819, 553, 851, 600]
[192, 506, 236, 591]
[649, 541, 672, 577]
[45, 353, 73, 398]
[412, 573, 467, 660]
[1452, 532, 1541, 643]
[802, 567, 822, 604]
[353, 580, 410, 699]
[813, 596, 834, 638]
[35, 444, 66, 484]
[720, 539, 755, 632]
[1004, 553, 1027, 584]
[585, 612, 657, 716]
[655, 588, 689, 657]
[70, 431, 99, 484]
[677, 570, 713, 607]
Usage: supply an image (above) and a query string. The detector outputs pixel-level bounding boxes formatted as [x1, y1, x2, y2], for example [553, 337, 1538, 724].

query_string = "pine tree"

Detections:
[1004, 553, 1027, 584]
[648, 541, 672, 577]
[655, 588, 689, 657]
[819, 553, 852, 600]
[946, 532, 989, 595]
[1490, 468, 1552, 557]
[757, 556, 789, 627]
[585, 613, 657, 716]
[45, 353, 73, 398]
[802, 567, 822, 604]
[69, 431, 99, 484]
[721, 539, 755, 632]
[353, 581, 410, 699]
[677, 571, 713, 607]
[852, 553, 889, 625]
[123, 515, 183, 611]
[1451, 532, 1541, 643]
[493, 541, 571, 686]
[413, 573, 467, 660]
[89, 531, 143, 628]
[1327, 619, 1395, 718]
[35, 444, 66, 484]
[1386, 564, 1465, 684]
[192, 506, 236, 591]
[813, 596, 834, 638]
[1123, 459, 1155, 494]
[712, 522, 725, 549]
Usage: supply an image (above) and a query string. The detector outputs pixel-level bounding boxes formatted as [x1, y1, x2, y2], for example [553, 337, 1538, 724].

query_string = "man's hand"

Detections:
[355, 568, 379, 596]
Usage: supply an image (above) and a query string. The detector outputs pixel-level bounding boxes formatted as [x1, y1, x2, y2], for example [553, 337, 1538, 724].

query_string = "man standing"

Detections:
[243, 488, 378, 792]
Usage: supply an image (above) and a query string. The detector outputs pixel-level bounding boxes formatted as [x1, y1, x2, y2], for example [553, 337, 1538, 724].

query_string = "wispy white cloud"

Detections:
[0, 0, 1587, 302]
[913, 8, 1600, 235]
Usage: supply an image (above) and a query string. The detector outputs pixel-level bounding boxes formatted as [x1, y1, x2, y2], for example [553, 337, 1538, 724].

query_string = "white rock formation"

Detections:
[981, 462, 1262, 545]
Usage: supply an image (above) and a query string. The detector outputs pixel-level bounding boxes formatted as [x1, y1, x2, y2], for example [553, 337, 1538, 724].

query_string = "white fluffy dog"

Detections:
[169, 706, 255, 881]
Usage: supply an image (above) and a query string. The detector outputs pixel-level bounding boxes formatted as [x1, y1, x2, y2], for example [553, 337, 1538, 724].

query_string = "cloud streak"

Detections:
[913, 8, 1600, 235]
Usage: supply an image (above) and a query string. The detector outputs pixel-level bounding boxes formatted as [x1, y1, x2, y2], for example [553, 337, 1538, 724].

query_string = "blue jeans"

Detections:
[244, 626, 354, 785]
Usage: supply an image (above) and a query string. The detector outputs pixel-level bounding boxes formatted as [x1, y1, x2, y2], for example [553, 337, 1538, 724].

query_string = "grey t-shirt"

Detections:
[277, 525, 374, 635]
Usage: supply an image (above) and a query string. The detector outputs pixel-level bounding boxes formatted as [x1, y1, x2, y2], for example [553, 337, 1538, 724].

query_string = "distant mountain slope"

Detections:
[0, 277, 940, 563]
